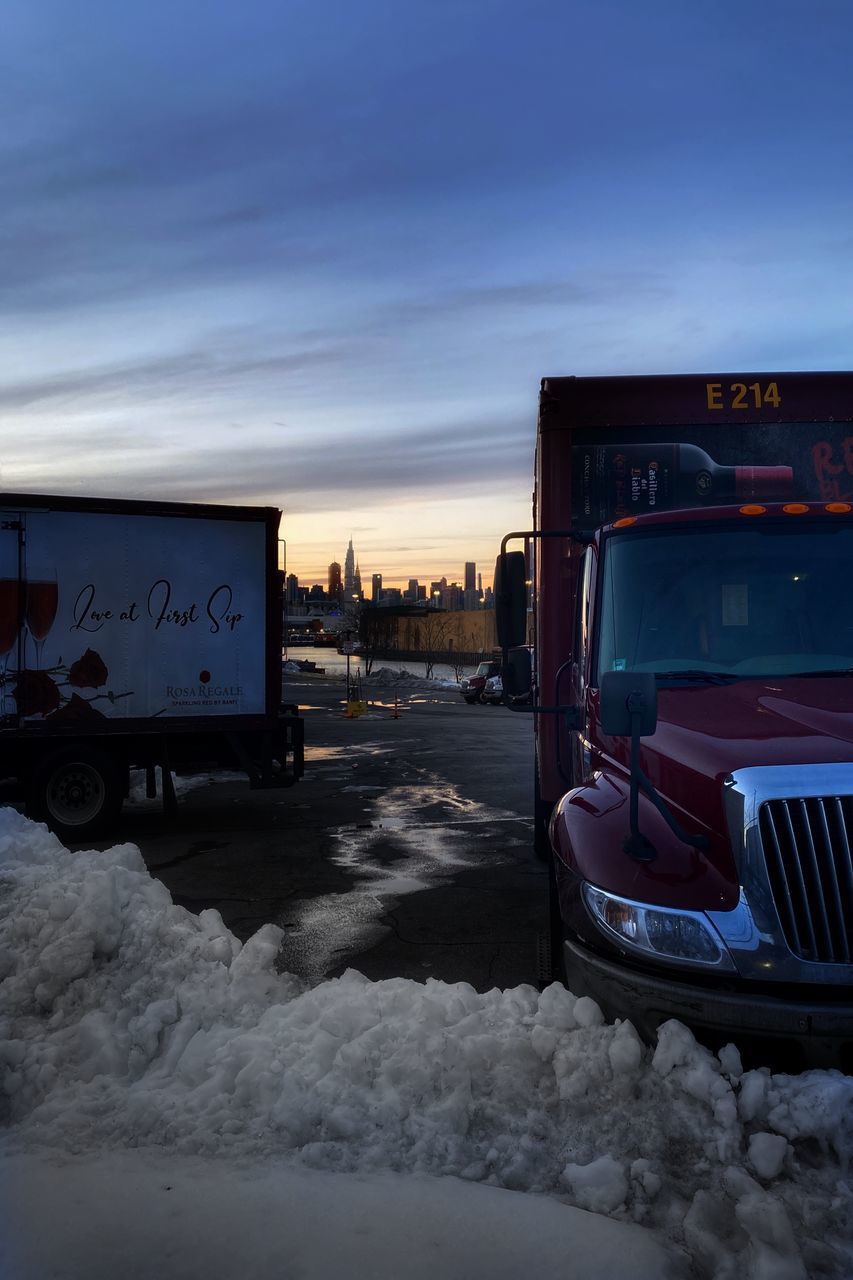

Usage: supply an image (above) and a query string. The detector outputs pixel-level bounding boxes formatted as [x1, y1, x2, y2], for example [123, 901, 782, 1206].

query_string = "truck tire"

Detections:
[29, 747, 124, 843]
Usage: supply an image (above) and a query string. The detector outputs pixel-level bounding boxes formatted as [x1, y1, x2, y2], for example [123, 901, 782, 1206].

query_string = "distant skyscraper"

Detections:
[464, 562, 476, 592]
[354, 561, 362, 598]
[430, 577, 448, 607]
[406, 578, 419, 602]
[371, 573, 382, 602]
[285, 573, 299, 606]
[328, 561, 342, 599]
[344, 539, 355, 594]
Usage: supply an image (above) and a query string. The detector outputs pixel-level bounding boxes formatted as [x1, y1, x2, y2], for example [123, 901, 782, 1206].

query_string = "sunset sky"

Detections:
[4, 0, 853, 587]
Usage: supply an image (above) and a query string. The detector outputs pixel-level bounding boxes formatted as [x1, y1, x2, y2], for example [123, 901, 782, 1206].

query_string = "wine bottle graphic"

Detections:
[575, 442, 793, 525]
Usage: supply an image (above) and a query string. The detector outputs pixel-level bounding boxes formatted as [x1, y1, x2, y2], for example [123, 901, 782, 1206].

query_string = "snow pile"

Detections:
[2, 1151, 684, 1280]
[1, 810, 852, 1278]
[366, 666, 458, 690]
[365, 665, 434, 685]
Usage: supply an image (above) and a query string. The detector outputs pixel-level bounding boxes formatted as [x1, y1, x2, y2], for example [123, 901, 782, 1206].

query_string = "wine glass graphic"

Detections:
[0, 576, 21, 715]
[25, 568, 58, 670]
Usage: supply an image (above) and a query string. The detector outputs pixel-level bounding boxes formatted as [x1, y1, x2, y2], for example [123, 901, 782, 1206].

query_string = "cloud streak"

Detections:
[6, 411, 532, 514]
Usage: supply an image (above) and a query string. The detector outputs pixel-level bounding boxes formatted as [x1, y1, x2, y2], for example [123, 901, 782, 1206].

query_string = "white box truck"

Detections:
[0, 493, 303, 840]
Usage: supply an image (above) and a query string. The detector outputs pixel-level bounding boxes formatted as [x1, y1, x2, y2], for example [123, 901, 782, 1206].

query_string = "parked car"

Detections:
[459, 660, 501, 704]
[481, 675, 503, 705]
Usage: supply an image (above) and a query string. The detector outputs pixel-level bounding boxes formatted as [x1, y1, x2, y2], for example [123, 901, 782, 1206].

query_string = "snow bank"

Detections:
[1, 1151, 684, 1280]
[365, 665, 457, 690]
[1, 810, 852, 1279]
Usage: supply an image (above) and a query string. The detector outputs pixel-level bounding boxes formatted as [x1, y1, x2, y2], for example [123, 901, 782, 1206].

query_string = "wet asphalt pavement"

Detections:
[109, 672, 545, 991]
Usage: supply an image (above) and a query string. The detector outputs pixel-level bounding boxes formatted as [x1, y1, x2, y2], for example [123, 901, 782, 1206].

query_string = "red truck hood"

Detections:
[639, 677, 853, 835]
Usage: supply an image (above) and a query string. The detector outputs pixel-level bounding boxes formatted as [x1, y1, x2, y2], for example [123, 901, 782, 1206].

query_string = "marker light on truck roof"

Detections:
[739, 504, 766, 516]
[612, 517, 637, 528]
[582, 884, 736, 971]
[826, 502, 852, 513]
[782, 503, 810, 514]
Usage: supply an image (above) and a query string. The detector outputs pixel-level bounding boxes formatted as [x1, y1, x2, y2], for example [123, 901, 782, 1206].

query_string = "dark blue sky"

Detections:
[4, 0, 853, 582]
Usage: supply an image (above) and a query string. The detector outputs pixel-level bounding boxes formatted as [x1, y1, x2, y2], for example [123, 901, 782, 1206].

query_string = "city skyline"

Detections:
[3, 2, 852, 584]
[289, 537, 487, 600]
[281, 509, 514, 593]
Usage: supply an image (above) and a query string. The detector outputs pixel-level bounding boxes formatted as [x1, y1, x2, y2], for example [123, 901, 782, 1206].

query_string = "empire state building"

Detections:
[344, 538, 361, 602]
[344, 538, 355, 594]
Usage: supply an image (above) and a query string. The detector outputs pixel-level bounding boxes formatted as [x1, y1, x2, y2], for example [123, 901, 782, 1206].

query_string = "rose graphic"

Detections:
[68, 648, 109, 689]
[49, 692, 106, 723]
[6, 646, 129, 719]
[12, 669, 61, 717]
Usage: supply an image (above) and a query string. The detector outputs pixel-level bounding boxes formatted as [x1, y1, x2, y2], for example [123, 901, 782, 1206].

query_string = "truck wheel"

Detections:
[464, 695, 478, 704]
[29, 748, 124, 843]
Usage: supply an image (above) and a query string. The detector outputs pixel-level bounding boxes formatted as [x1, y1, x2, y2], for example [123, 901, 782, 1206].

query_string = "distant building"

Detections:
[371, 573, 382, 602]
[464, 562, 476, 593]
[430, 577, 448, 607]
[285, 573, 299, 606]
[328, 561, 342, 600]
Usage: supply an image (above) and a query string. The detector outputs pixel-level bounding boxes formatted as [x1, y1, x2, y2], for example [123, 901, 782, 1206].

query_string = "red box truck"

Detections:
[496, 373, 853, 1066]
[0, 493, 303, 841]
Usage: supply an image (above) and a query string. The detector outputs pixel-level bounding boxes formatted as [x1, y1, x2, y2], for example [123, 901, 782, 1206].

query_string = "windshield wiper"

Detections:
[654, 669, 740, 684]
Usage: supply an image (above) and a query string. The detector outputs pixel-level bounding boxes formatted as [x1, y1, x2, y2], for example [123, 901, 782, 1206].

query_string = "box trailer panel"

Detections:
[5, 508, 268, 723]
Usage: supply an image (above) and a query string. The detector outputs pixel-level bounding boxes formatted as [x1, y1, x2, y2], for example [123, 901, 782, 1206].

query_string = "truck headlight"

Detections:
[582, 884, 736, 971]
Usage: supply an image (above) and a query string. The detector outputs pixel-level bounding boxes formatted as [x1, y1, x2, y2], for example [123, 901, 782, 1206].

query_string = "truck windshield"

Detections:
[596, 521, 853, 679]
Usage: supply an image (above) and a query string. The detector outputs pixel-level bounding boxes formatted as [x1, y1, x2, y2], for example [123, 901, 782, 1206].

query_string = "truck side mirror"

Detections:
[502, 646, 532, 700]
[600, 671, 658, 737]
[494, 551, 527, 649]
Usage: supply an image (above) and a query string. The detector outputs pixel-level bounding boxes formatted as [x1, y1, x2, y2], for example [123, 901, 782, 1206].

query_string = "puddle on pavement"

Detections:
[277, 771, 531, 982]
[304, 741, 403, 762]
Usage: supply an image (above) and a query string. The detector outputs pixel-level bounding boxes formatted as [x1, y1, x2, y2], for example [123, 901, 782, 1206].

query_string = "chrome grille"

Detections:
[759, 797, 853, 963]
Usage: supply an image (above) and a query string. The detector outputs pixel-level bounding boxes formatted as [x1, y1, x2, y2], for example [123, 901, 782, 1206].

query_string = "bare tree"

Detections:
[447, 637, 467, 684]
[416, 612, 450, 680]
[358, 608, 397, 676]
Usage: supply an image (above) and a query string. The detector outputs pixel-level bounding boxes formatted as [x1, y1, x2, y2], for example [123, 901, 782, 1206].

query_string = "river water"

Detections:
[284, 645, 476, 683]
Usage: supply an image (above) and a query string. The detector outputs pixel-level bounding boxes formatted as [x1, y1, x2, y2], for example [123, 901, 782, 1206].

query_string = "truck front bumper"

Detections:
[563, 938, 853, 1066]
